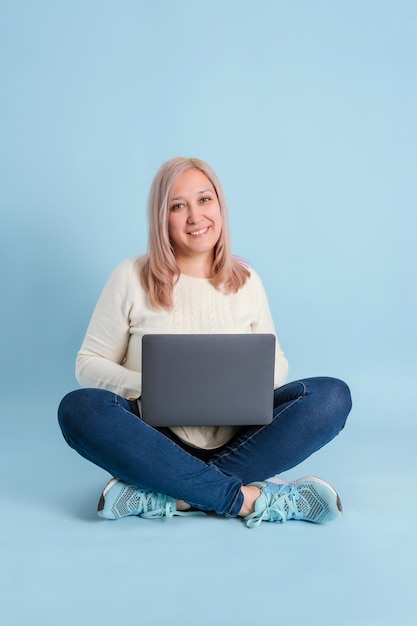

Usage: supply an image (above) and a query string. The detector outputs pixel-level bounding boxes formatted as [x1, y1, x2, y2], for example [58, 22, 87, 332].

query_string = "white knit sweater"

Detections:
[76, 256, 288, 449]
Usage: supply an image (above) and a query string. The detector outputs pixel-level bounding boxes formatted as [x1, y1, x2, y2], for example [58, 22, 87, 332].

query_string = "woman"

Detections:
[58, 156, 352, 529]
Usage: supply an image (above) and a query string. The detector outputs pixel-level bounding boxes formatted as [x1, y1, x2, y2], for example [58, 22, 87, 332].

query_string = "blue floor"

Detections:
[2, 378, 416, 626]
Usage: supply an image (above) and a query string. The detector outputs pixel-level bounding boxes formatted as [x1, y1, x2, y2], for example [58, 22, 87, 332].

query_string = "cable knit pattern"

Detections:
[76, 256, 288, 449]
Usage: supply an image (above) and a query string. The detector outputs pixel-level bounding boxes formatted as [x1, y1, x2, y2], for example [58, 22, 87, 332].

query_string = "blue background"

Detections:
[1, 2, 416, 625]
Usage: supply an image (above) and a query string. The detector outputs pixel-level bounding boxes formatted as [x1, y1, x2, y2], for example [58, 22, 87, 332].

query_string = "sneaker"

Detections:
[97, 478, 204, 521]
[244, 476, 343, 529]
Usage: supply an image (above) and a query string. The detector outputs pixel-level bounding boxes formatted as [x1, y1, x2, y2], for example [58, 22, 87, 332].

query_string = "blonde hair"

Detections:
[140, 156, 250, 309]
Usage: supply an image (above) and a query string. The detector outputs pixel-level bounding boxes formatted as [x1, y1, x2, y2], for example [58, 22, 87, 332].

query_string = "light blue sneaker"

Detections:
[97, 478, 204, 521]
[244, 476, 343, 528]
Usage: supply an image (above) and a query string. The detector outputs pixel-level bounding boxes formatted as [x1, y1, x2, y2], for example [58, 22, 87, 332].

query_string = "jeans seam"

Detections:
[226, 488, 243, 518]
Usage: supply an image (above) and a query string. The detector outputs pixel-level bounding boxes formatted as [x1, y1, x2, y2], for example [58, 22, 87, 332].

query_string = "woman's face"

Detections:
[168, 168, 223, 268]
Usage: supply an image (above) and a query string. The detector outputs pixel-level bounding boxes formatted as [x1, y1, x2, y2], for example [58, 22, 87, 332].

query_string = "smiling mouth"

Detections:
[188, 227, 209, 236]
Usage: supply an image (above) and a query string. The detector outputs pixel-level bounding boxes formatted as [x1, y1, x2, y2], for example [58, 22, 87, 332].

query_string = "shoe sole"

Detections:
[267, 475, 343, 513]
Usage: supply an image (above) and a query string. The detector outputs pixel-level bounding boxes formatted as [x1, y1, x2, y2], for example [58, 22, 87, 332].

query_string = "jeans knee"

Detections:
[332, 377, 352, 413]
[321, 377, 352, 431]
[57, 388, 101, 441]
[57, 390, 81, 441]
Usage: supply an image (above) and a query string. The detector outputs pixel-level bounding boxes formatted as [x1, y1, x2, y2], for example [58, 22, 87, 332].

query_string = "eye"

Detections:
[170, 203, 184, 211]
[200, 196, 211, 203]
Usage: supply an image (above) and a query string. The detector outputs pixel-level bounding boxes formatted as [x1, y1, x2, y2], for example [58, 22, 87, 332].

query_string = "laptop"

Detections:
[141, 333, 276, 427]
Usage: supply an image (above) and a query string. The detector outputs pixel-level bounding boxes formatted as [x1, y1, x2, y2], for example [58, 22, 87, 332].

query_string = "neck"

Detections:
[175, 254, 213, 278]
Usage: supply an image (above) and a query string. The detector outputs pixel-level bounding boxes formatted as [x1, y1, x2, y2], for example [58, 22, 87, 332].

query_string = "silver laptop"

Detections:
[141, 334, 275, 427]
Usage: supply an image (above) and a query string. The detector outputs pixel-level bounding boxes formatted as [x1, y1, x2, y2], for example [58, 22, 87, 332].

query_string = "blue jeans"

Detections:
[58, 377, 351, 517]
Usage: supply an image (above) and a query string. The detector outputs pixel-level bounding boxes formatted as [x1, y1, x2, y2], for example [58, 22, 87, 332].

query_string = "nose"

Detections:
[186, 202, 201, 224]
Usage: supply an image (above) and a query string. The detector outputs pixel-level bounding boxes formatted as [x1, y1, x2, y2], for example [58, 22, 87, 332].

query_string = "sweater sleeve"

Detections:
[249, 270, 289, 389]
[75, 259, 141, 399]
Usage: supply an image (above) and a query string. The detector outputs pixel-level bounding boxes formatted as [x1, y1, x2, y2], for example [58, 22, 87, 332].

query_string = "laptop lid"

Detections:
[141, 334, 275, 427]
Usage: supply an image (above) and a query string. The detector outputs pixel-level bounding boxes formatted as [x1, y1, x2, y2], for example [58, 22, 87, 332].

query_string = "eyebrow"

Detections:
[171, 189, 213, 201]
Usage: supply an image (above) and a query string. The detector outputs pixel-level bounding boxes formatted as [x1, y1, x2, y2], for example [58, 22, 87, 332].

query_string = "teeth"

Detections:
[189, 228, 208, 236]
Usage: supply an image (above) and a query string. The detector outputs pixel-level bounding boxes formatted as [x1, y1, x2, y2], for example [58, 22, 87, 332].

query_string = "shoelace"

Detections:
[132, 491, 176, 519]
[246, 484, 302, 528]
[271, 485, 304, 521]
[131, 490, 205, 519]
